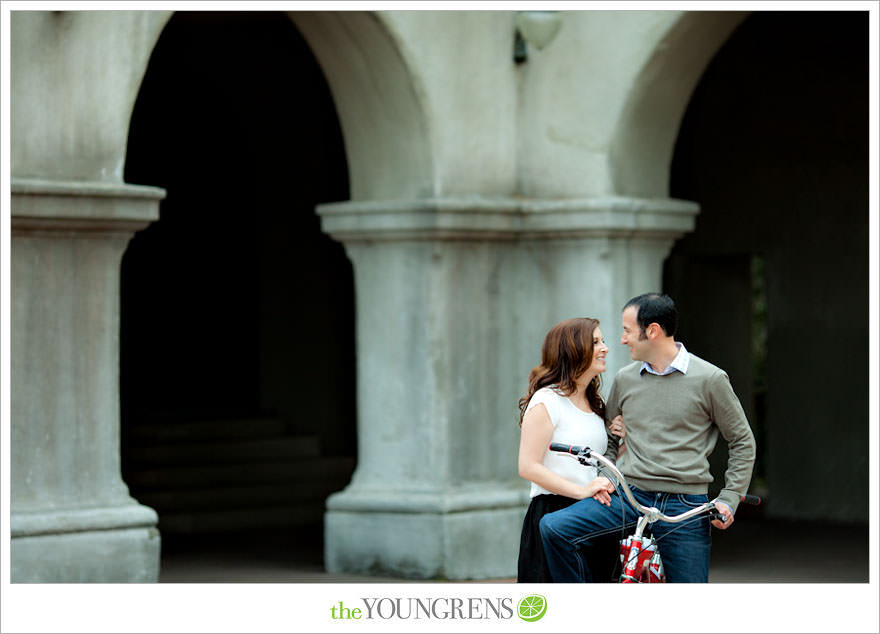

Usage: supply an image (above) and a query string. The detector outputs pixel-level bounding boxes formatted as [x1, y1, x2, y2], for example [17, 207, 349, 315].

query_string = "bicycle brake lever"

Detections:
[707, 507, 728, 523]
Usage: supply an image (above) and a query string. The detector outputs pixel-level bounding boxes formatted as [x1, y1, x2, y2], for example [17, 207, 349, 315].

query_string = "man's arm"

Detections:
[709, 370, 757, 515]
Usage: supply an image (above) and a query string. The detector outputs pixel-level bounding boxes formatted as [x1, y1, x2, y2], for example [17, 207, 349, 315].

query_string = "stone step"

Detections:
[157, 503, 326, 533]
[127, 416, 288, 444]
[136, 480, 349, 513]
[126, 456, 356, 491]
[127, 435, 321, 467]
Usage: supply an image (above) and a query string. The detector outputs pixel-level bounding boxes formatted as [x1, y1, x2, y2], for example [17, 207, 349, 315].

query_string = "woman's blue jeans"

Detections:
[539, 486, 712, 582]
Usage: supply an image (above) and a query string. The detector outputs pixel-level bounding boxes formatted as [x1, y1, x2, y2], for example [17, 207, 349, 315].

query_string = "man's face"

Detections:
[621, 306, 649, 361]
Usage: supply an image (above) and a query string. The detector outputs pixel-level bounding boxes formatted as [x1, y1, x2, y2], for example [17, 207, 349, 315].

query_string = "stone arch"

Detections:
[609, 11, 749, 197]
[287, 12, 433, 201]
[123, 11, 432, 202]
[112, 9, 436, 569]
[119, 10, 362, 546]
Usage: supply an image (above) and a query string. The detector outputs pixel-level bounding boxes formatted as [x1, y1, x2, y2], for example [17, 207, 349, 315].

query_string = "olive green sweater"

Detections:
[605, 354, 756, 513]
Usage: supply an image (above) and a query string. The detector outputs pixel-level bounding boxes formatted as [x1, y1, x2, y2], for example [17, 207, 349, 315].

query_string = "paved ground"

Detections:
[157, 515, 870, 583]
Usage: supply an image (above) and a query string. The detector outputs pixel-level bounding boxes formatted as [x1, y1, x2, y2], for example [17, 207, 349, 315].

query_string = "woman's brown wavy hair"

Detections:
[517, 317, 606, 426]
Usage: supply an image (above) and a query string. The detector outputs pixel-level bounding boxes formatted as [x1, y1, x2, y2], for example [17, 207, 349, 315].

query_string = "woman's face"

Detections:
[587, 327, 609, 375]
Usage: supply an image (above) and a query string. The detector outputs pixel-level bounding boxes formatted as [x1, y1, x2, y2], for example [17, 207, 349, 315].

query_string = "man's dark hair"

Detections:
[623, 293, 678, 337]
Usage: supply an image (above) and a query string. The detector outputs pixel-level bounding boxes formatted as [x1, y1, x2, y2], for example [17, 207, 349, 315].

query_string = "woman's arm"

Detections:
[607, 415, 627, 459]
[518, 404, 613, 504]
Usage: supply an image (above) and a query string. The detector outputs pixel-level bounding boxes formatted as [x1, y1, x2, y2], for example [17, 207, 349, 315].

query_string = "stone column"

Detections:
[316, 196, 698, 580]
[516, 197, 700, 382]
[11, 179, 163, 582]
[317, 199, 524, 580]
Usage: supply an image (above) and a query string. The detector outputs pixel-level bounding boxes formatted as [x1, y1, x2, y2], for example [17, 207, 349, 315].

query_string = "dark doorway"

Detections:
[121, 11, 355, 578]
[665, 11, 868, 530]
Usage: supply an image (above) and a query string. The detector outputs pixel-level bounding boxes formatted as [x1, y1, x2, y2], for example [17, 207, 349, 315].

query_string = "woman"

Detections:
[516, 317, 625, 583]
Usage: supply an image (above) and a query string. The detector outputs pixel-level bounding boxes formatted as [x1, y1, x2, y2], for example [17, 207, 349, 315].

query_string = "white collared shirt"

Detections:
[640, 342, 690, 376]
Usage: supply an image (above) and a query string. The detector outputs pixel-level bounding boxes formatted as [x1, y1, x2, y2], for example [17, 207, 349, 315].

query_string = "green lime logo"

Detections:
[517, 594, 547, 622]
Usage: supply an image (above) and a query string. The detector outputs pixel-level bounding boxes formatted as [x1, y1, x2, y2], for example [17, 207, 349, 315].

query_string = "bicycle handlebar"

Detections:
[548, 442, 761, 525]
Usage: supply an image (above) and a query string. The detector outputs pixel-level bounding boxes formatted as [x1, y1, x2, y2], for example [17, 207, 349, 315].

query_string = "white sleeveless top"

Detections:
[525, 386, 608, 499]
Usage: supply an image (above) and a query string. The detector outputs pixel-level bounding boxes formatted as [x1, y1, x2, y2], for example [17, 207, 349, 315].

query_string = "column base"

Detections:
[324, 486, 527, 580]
[11, 504, 161, 583]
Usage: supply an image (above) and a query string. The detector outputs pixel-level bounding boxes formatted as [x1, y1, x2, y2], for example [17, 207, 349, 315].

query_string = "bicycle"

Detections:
[548, 442, 761, 583]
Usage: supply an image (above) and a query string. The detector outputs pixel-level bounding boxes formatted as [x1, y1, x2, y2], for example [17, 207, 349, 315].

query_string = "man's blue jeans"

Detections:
[539, 486, 712, 582]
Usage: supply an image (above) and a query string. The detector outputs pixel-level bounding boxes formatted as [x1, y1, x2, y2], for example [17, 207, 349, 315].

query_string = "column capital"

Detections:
[11, 178, 164, 236]
[317, 195, 699, 242]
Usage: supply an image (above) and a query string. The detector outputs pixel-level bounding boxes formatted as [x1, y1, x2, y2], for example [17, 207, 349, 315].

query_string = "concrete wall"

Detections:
[382, 11, 519, 196]
[11, 11, 171, 183]
[292, 11, 741, 201]
[9, 9, 743, 219]
[12, 9, 862, 582]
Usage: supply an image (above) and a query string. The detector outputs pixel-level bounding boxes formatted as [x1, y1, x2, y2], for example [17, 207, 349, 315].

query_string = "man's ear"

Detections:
[646, 323, 660, 339]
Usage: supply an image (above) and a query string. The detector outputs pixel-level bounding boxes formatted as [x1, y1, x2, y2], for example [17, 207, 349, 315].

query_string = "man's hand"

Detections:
[711, 501, 734, 530]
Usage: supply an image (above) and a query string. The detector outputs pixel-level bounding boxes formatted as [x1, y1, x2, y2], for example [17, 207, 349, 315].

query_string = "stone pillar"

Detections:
[515, 197, 700, 383]
[317, 199, 523, 580]
[11, 179, 163, 582]
[317, 196, 698, 580]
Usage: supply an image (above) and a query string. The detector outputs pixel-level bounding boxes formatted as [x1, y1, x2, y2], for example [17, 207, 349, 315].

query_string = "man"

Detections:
[539, 293, 756, 582]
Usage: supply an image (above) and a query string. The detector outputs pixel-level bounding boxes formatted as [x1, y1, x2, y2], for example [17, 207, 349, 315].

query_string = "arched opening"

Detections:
[664, 10, 868, 578]
[121, 11, 355, 579]
[608, 11, 748, 197]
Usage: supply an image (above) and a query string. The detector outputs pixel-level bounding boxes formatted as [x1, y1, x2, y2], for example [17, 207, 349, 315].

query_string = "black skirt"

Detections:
[517, 494, 620, 583]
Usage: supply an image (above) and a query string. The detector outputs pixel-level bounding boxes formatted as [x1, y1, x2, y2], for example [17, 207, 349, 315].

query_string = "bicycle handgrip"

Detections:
[740, 494, 762, 505]
[549, 442, 591, 455]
